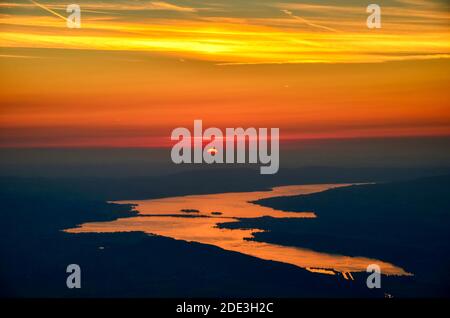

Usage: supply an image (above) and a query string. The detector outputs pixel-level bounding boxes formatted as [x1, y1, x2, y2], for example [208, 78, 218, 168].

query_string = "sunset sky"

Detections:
[0, 0, 449, 147]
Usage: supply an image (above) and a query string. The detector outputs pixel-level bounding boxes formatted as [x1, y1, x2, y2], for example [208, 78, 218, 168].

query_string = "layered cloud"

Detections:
[0, 0, 448, 64]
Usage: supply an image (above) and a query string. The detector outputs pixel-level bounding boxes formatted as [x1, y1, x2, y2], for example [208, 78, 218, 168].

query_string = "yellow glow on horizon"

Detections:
[1, 27, 449, 64]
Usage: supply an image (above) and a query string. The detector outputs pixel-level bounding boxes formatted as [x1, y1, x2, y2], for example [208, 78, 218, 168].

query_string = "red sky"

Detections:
[1, 1, 449, 147]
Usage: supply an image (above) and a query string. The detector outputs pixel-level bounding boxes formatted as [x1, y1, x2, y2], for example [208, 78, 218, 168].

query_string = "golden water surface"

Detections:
[65, 184, 411, 277]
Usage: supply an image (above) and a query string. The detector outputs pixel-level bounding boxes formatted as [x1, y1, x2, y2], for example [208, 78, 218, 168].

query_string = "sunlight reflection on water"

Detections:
[66, 184, 411, 276]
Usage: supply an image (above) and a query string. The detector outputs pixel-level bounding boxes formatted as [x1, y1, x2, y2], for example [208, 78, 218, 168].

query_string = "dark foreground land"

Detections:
[0, 170, 449, 297]
[0, 198, 375, 298]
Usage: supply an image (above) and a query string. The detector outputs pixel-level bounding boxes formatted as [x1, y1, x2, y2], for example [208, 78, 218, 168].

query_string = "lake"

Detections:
[65, 184, 411, 278]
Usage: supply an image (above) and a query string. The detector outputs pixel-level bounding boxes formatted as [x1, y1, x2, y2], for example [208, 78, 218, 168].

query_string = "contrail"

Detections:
[29, 0, 69, 23]
[281, 9, 339, 32]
